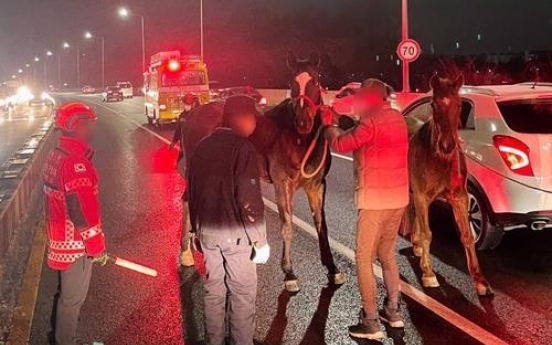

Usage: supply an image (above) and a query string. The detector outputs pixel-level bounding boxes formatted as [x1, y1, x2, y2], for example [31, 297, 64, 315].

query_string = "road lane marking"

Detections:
[8, 222, 47, 345]
[85, 98, 508, 345]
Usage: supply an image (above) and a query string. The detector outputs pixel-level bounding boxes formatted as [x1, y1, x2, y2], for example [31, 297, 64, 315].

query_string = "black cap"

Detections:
[358, 78, 393, 100]
[222, 95, 260, 126]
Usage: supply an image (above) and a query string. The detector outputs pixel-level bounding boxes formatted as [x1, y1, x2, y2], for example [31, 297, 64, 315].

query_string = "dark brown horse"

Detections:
[182, 53, 344, 292]
[409, 75, 493, 296]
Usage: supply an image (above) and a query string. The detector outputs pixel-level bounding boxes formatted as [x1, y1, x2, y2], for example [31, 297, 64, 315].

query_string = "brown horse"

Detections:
[409, 75, 493, 296]
[182, 53, 344, 292]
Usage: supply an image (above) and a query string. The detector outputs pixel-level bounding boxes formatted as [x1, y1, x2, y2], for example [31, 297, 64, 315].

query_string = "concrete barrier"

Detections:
[258, 89, 338, 106]
[0, 120, 55, 259]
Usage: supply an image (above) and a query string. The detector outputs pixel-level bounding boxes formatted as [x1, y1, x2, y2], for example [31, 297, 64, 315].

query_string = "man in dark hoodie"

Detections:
[188, 95, 270, 345]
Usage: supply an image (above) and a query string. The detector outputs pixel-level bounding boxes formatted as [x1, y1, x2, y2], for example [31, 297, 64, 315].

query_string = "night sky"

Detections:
[1, 0, 551, 88]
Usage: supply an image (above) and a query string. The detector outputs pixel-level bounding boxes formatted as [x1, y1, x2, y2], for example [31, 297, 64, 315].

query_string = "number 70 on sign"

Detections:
[397, 39, 421, 63]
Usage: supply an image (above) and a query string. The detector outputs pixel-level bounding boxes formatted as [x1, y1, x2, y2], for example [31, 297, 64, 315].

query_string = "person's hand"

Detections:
[252, 243, 270, 264]
[91, 252, 109, 266]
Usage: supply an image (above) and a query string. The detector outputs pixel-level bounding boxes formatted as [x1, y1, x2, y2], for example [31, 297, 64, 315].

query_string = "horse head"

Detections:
[430, 74, 464, 155]
[287, 51, 322, 135]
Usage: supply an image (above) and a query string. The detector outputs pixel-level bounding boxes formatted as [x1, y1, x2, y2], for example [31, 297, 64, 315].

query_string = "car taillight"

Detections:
[492, 135, 533, 176]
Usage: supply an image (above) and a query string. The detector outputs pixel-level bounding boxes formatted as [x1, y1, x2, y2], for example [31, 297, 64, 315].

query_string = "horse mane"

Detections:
[264, 99, 298, 132]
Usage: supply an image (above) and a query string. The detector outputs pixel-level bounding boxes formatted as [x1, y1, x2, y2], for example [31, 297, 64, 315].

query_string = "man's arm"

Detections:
[325, 118, 376, 153]
[61, 158, 105, 257]
[234, 142, 267, 247]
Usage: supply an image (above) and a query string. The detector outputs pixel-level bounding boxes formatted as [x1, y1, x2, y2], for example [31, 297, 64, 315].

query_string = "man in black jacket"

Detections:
[188, 95, 269, 345]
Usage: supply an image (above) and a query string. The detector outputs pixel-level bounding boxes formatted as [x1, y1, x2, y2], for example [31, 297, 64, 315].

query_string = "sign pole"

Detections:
[401, 0, 410, 92]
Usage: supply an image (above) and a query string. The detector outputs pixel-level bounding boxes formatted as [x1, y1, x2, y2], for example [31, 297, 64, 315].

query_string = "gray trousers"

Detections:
[201, 235, 257, 345]
[55, 256, 93, 345]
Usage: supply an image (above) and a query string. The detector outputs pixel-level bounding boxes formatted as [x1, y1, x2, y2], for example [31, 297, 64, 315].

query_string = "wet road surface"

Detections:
[0, 105, 52, 165]
[29, 95, 552, 345]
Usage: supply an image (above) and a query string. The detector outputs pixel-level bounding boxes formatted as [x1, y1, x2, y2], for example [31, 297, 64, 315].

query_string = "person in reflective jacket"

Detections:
[43, 102, 107, 345]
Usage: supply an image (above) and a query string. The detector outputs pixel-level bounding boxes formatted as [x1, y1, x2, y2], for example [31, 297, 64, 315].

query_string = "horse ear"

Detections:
[309, 51, 321, 68]
[453, 74, 465, 90]
[430, 73, 440, 90]
[287, 51, 299, 71]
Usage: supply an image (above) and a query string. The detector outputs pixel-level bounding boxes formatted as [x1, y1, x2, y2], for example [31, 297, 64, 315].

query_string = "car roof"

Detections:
[460, 83, 552, 102]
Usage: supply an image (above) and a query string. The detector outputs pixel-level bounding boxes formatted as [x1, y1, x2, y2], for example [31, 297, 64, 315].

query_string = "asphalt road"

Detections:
[29, 95, 552, 345]
[0, 104, 52, 165]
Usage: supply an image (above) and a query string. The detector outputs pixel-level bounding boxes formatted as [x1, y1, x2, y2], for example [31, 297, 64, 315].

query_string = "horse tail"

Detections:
[299, 126, 328, 179]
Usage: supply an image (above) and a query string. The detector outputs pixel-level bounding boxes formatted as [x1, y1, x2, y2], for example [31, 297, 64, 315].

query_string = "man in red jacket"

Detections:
[322, 79, 409, 340]
[43, 102, 107, 345]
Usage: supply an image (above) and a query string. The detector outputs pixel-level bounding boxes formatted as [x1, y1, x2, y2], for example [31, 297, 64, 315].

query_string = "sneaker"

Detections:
[348, 312, 384, 340]
[380, 303, 404, 328]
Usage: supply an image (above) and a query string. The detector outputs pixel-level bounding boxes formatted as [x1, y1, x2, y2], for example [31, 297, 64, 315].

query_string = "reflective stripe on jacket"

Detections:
[43, 136, 105, 270]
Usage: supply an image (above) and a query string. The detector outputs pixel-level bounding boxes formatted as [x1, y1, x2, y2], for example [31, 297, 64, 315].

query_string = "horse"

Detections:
[181, 52, 345, 292]
[408, 74, 493, 296]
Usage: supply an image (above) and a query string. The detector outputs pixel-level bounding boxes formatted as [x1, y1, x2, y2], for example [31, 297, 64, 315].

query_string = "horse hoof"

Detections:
[284, 280, 300, 293]
[179, 249, 195, 267]
[422, 275, 440, 288]
[413, 246, 423, 257]
[476, 283, 494, 297]
[328, 273, 346, 286]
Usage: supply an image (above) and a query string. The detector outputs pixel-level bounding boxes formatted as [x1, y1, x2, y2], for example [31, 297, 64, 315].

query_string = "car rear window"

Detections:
[118, 83, 131, 88]
[498, 99, 552, 134]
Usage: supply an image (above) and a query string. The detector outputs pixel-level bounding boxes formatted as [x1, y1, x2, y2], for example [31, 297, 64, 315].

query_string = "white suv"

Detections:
[403, 83, 552, 249]
[116, 82, 133, 98]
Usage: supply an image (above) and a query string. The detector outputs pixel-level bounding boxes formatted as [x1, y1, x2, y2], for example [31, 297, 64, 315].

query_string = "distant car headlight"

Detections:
[159, 104, 167, 110]
[41, 92, 48, 100]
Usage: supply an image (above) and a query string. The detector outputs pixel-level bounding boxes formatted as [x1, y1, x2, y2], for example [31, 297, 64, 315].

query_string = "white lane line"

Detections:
[262, 198, 507, 345]
[84, 98, 507, 345]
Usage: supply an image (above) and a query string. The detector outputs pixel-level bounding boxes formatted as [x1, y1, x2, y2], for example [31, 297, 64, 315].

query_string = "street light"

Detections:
[63, 42, 70, 49]
[46, 50, 53, 56]
[34, 57, 40, 62]
[85, 31, 106, 88]
[18, 69, 23, 74]
[118, 7, 146, 73]
[200, 0, 204, 61]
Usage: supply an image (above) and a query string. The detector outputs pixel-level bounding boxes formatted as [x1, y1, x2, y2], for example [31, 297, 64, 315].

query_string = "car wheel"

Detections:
[467, 183, 504, 250]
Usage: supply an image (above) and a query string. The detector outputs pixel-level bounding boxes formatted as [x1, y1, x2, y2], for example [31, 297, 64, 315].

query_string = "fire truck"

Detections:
[143, 51, 210, 125]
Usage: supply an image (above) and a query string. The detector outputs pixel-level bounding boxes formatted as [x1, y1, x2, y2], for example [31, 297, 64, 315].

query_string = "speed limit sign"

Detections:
[397, 39, 421, 63]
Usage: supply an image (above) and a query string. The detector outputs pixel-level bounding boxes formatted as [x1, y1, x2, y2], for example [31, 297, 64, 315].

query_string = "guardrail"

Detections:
[257, 89, 338, 106]
[0, 119, 55, 259]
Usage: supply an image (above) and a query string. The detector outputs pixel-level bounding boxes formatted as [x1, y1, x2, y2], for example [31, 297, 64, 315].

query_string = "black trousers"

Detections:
[200, 234, 257, 345]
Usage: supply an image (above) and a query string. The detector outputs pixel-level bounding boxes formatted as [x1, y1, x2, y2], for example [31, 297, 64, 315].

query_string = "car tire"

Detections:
[467, 183, 504, 250]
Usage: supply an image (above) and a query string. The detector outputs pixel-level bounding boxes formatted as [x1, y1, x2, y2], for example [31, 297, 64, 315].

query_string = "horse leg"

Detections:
[413, 195, 439, 287]
[410, 193, 423, 257]
[451, 193, 494, 296]
[274, 180, 300, 293]
[305, 181, 345, 286]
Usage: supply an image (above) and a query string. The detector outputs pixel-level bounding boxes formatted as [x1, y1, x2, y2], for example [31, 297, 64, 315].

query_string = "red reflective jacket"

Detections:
[43, 136, 105, 270]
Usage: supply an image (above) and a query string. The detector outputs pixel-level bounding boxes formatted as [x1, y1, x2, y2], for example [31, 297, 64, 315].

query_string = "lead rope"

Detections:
[299, 125, 329, 179]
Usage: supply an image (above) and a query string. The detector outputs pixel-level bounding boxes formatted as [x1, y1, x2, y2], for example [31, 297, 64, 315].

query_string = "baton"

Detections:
[107, 255, 158, 277]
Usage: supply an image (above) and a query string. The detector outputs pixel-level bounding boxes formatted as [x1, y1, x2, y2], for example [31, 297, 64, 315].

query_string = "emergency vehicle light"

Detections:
[168, 59, 181, 72]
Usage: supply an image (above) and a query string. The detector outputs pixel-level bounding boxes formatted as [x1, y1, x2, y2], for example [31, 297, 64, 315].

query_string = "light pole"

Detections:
[119, 7, 146, 73]
[200, 0, 204, 61]
[401, 0, 410, 92]
[44, 50, 53, 87]
[33, 57, 40, 87]
[85, 31, 106, 88]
